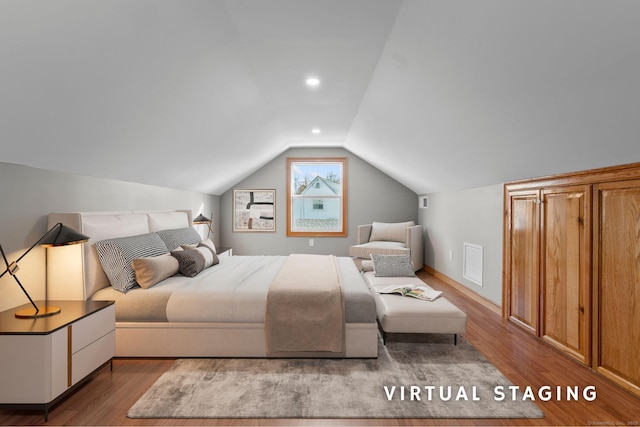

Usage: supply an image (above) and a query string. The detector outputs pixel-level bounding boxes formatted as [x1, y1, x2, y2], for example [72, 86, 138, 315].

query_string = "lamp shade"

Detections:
[39, 224, 89, 247]
[193, 214, 211, 224]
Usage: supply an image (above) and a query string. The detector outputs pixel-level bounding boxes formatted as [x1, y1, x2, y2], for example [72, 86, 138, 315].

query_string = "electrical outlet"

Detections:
[309, 239, 314, 247]
[449, 250, 453, 261]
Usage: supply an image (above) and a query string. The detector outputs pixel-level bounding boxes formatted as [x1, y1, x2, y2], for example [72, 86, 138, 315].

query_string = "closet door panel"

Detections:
[541, 186, 590, 364]
[507, 191, 540, 334]
[594, 180, 640, 395]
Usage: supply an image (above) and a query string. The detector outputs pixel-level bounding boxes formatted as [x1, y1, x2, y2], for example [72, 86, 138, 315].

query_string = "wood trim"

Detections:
[504, 161, 640, 191]
[501, 183, 510, 317]
[591, 181, 602, 385]
[67, 325, 72, 387]
[421, 266, 501, 316]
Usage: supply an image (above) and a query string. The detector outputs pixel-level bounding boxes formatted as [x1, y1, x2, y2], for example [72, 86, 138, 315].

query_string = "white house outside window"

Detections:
[286, 158, 347, 237]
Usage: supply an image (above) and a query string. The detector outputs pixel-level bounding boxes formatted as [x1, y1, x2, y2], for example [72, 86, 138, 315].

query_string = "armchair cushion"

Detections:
[351, 221, 424, 272]
[349, 241, 409, 260]
[369, 221, 415, 243]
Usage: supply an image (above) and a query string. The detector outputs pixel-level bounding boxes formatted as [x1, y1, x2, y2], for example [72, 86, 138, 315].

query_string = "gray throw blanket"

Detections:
[265, 254, 345, 355]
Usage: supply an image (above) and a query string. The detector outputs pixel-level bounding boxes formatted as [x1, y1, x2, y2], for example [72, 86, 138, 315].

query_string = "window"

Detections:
[286, 157, 347, 236]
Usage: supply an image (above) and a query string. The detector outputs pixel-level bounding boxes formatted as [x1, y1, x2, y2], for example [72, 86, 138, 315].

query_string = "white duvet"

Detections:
[91, 255, 376, 324]
[165, 255, 286, 323]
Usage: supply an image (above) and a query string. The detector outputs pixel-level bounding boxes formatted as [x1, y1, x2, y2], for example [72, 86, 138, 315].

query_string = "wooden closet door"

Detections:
[540, 186, 591, 364]
[593, 179, 640, 396]
[506, 190, 540, 334]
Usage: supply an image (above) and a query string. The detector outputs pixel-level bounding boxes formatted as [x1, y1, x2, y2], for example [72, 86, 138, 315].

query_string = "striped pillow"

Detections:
[155, 227, 202, 251]
[95, 233, 169, 292]
[171, 247, 219, 277]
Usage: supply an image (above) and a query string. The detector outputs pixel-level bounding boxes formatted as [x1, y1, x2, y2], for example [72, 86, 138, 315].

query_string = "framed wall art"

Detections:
[233, 189, 276, 232]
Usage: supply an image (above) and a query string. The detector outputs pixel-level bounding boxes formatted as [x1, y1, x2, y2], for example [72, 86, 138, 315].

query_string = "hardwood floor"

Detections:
[1, 270, 639, 426]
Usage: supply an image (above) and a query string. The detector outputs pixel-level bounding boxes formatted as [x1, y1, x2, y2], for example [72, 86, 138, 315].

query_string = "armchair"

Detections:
[349, 221, 424, 271]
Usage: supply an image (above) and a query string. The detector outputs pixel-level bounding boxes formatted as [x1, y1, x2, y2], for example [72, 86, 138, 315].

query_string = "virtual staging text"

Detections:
[383, 385, 597, 402]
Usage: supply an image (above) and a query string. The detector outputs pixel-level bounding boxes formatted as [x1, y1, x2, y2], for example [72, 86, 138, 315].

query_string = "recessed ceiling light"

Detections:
[311, 128, 321, 134]
[305, 77, 321, 87]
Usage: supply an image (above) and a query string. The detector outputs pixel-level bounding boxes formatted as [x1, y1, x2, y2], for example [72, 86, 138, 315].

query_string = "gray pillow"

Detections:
[155, 227, 202, 251]
[95, 233, 169, 292]
[171, 247, 219, 277]
[371, 254, 415, 277]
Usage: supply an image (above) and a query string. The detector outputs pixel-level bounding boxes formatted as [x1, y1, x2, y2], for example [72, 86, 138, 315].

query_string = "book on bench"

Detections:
[376, 284, 443, 302]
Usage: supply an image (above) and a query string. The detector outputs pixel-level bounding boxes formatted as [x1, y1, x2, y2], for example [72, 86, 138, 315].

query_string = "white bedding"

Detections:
[91, 255, 376, 325]
[167, 255, 285, 323]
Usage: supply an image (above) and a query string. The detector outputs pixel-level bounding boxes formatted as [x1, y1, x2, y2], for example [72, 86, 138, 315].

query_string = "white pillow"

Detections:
[199, 238, 217, 254]
[131, 253, 179, 289]
[147, 212, 189, 232]
[369, 221, 415, 243]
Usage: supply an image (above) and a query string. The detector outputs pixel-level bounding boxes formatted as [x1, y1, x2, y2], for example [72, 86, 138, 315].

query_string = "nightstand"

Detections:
[217, 247, 232, 257]
[0, 300, 115, 420]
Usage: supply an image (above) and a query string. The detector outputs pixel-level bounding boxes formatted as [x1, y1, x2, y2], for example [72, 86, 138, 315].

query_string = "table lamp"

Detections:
[193, 213, 213, 239]
[0, 222, 89, 318]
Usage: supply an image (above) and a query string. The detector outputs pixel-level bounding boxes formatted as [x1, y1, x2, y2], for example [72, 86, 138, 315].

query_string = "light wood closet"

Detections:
[503, 162, 640, 397]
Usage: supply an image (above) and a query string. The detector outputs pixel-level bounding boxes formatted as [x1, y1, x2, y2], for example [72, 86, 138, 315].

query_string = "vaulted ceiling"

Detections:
[1, 0, 639, 195]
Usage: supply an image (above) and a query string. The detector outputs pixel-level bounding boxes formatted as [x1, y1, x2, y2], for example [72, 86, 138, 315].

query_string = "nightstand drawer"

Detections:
[72, 330, 115, 385]
[72, 305, 115, 353]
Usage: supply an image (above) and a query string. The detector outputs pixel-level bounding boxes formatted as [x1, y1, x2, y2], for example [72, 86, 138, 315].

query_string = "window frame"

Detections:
[286, 157, 348, 237]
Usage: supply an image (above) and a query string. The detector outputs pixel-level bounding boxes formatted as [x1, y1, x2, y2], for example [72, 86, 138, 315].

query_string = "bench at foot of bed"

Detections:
[362, 271, 467, 345]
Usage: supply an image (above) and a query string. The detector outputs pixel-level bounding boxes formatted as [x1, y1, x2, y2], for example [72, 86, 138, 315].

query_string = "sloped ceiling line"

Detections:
[1, 0, 639, 196]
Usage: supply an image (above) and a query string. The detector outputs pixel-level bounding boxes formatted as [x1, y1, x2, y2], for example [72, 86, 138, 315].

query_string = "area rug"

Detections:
[127, 335, 544, 419]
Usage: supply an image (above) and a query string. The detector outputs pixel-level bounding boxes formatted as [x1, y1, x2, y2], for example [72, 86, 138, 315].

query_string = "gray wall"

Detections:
[0, 162, 218, 312]
[419, 184, 503, 305]
[0, 156, 504, 314]
[220, 147, 418, 256]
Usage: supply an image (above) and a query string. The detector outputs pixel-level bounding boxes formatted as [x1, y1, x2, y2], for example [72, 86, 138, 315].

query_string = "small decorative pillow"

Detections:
[155, 227, 202, 251]
[131, 253, 179, 289]
[369, 221, 415, 243]
[360, 260, 374, 272]
[171, 247, 219, 277]
[198, 238, 217, 255]
[371, 254, 415, 277]
[95, 233, 169, 292]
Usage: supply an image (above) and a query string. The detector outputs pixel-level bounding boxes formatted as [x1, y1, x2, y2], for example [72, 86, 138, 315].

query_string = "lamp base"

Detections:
[15, 305, 61, 319]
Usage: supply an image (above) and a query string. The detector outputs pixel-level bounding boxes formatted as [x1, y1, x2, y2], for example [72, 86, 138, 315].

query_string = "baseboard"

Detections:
[421, 266, 502, 316]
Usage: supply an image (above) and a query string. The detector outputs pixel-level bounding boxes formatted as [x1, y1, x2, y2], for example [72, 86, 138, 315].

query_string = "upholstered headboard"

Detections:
[47, 210, 192, 300]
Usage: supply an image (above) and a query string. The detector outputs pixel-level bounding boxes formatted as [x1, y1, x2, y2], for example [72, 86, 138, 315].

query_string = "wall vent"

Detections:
[419, 196, 428, 209]
[463, 242, 483, 286]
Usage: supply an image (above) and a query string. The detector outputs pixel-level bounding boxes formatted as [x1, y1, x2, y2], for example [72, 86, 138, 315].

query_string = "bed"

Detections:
[47, 210, 378, 358]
